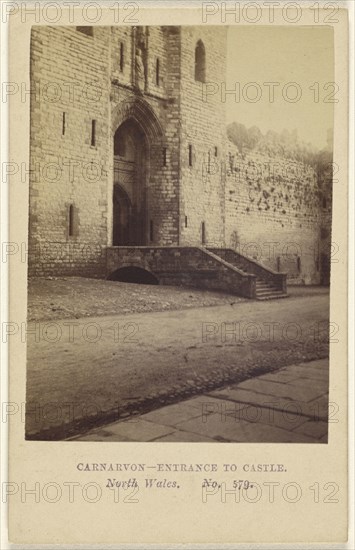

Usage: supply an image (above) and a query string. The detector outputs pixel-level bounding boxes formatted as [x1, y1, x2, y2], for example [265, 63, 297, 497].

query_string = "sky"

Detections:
[225, 26, 334, 150]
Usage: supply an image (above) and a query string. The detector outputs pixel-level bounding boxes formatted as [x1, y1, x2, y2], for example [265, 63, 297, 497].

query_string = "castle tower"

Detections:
[178, 27, 227, 247]
[28, 25, 228, 276]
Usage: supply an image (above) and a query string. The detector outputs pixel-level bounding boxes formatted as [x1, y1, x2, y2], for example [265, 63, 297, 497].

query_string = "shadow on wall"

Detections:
[107, 266, 159, 285]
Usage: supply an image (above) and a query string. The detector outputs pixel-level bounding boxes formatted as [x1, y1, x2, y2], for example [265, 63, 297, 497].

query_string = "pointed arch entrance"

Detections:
[113, 119, 147, 245]
[111, 98, 164, 246]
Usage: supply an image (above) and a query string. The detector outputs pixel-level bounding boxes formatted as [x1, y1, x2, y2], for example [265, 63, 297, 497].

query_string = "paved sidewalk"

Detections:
[72, 358, 329, 443]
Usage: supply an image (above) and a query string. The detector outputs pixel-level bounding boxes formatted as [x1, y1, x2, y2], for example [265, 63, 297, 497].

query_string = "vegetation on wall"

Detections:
[227, 122, 332, 171]
[225, 122, 333, 226]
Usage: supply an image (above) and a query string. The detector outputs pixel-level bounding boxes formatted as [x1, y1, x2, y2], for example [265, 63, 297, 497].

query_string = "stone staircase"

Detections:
[255, 278, 288, 300]
[106, 246, 288, 300]
[208, 248, 288, 300]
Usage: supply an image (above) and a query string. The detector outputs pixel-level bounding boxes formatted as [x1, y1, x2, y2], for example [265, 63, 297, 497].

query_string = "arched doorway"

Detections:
[113, 119, 148, 245]
[112, 186, 131, 245]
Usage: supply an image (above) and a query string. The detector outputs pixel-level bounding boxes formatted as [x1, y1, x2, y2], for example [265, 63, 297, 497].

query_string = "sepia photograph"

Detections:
[25, 23, 334, 443]
[4, 1, 351, 546]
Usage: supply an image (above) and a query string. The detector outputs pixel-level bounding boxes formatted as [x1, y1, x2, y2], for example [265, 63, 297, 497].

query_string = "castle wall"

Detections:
[28, 25, 331, 285]
[224, 143, 331, 284]
[110, 26, 181, 247]
[179, 27, 227, 247]
[29, 26, 111, 276]
[29, 26, 182, 277]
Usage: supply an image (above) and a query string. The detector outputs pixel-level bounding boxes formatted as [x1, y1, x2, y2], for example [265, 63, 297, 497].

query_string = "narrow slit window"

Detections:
[62, 112, 66, 136]
[201, 221, 206, 245]
[297, 256, 301, 273]
[91, 119, 96, 147]
[162, 147, 167, 166]
[188, 144, 193, 167]
[195, 40, 206, 82]
[69, 204, 75, 237]
[214, 146, 218, 157]
[120, 42, 124, 72]
[185, 216, 188, 228]
[156, 58, 160, 86]
[150, 220, 154, 242]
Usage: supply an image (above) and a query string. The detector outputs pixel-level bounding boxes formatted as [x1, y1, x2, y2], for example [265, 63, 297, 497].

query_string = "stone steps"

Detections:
[255, 279, 288, 300]
[207, 248, 288, 301]
[233, 267, 287, 300]
[257, 295, 289, 301]
[207, 247, 288, 300]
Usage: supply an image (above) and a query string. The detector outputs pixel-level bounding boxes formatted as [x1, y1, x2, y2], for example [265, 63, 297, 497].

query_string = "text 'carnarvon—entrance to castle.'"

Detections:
[113, 118, 148, 245]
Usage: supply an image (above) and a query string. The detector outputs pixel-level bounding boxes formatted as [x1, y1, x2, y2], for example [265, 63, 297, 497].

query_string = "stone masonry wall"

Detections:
[29, 26, 110, 276]
[29, 26, 182, 277]
[110, 26, 181, 246]
[106, 246, 256, 298]
[29, 25, 330, 285]
[224, 142, 331, 284]
[179, 27, 227, 247]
